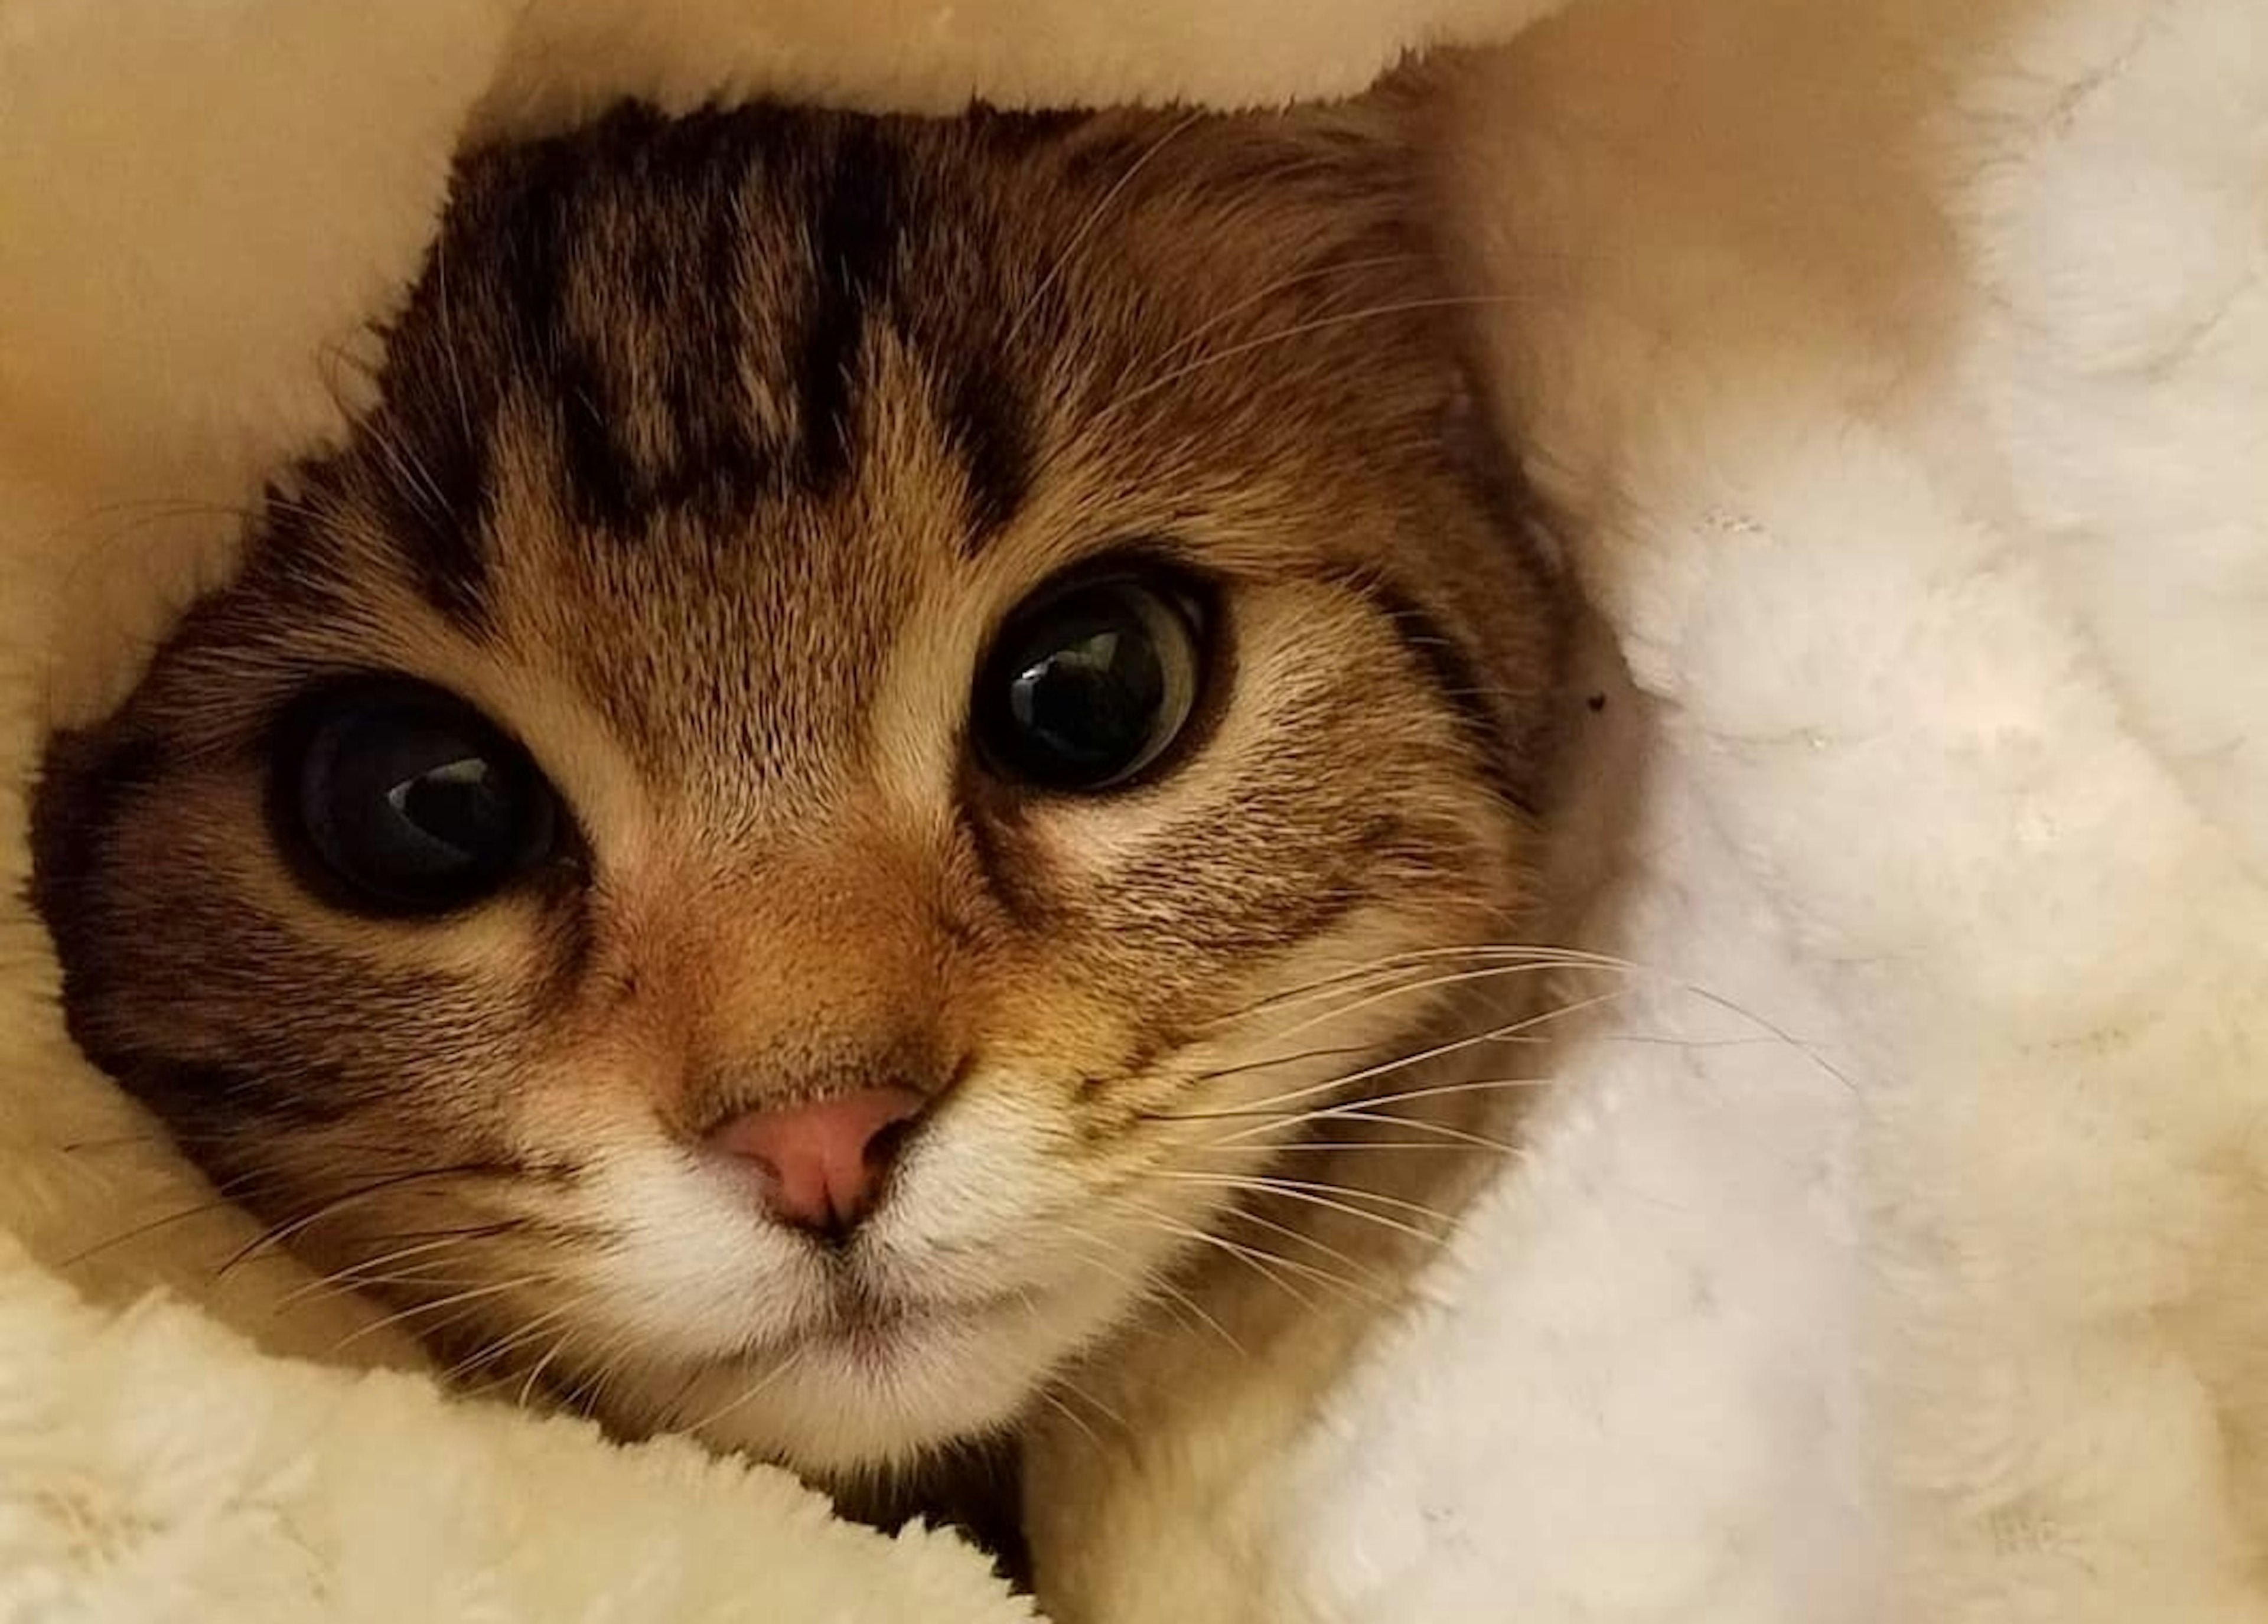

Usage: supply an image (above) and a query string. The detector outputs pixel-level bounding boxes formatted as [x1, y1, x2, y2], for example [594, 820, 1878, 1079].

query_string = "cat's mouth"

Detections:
[810, 1281, 1011, 1356]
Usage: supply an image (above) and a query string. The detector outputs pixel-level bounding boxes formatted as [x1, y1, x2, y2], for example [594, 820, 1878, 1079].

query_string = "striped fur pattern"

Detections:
[30, 99, 1567, 1496]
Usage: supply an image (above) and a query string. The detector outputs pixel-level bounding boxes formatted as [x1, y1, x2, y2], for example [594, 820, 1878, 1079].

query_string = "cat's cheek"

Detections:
[866, 1078, 1094, 1256]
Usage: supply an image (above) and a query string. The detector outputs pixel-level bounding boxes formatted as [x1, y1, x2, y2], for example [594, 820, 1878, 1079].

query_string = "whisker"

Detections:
[516, 1326, 584, 1411]
[1047, 1367, 1129, 1436]
[50, 1192, 267, 1270]
[272, 1222, 527, 1313]
[1058, 1231, 1243, 1357]
[1215, 1201, 1393, 1290]
[1004, 109, 1208, 350]
[1207, 943, 1612, 1029]
[567, 1320, 666, 1418]
[434, 232, 477, 453]
[1218, 1108, 1520, 1156]
[323, 1274, 546, 1358]
[679, 1344, 808, 1437]
[1095, 294, 1541, 426]
[214, 1163, 504, 1277]
[1171, 990, 1623, 1125]
[1207, 961, 1602, 1077]
[1135, 250, 1429, 379]
[1226, 1138, 1516, 1155]
[1197, 1075, 1555, 1152]
[1147, 1171, 1450, 1245]
[1031, 1383, 1110, 1456]
[442, 1297, 591, 1387]
[1105, 1195, 1344, 1310]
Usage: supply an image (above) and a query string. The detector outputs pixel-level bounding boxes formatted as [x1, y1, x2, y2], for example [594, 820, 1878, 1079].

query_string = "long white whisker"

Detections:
[1179, 990, 1624, 1125]
[324, 1274, 546, 1357]
[1147, 1171, 1449, 1244]
[1106, 1193, 1360, 1309]
[1003, 109, 1208, 350]
[1096, 294, 1540, 426]
[679, 1343, 808, 1437]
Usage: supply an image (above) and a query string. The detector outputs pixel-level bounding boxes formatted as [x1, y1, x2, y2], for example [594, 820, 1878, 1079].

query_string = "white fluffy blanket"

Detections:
[5, 0, 2265, 1619]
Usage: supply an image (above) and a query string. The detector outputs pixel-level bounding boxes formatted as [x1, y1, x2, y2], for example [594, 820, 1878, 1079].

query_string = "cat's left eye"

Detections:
[973, 569, 1208, 793]
[275, 680, 561, 916]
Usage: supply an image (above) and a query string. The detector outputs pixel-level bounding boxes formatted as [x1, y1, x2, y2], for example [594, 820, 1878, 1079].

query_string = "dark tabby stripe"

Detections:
[796, 123, 906, 494]
[938, 346, 1034, 550]
[348, 100, 1057, 615]
[1319, 569, 1534, 814]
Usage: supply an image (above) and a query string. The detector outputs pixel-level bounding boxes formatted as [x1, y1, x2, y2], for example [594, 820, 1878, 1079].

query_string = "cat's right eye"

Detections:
[973, 568, 1209, 793]
[275, 680, 560, 916]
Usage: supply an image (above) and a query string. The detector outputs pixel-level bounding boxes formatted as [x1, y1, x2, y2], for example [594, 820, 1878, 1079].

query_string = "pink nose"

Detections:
[707, 1087, 926, 1235]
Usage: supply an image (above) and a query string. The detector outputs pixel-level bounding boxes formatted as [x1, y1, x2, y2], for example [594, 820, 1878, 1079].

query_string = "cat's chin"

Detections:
[641, 1292, 1071, 1476]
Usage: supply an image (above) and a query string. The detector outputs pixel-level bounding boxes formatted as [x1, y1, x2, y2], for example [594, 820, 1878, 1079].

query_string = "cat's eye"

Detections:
[974, 569, 1207, 791]
[278, 681, 560, 915]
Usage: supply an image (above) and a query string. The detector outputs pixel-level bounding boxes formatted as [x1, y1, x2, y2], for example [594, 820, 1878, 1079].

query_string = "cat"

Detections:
[30, 93, 1571, 1585]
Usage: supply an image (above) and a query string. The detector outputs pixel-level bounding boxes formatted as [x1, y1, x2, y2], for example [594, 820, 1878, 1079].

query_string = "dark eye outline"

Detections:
[265, 676, 568, 919]
[970, 555, 1220, 795]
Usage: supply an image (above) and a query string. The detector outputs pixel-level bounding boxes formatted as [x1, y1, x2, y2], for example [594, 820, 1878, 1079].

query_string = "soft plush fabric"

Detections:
[3, 0, 2263, 1619]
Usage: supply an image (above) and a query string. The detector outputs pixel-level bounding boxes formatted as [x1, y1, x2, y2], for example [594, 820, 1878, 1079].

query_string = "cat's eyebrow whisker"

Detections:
[433, 233, 477, 454]
[1004, 106, 1209, 351]
[1128, 249, 1432, 389]
[1094, 293, 1546, 429]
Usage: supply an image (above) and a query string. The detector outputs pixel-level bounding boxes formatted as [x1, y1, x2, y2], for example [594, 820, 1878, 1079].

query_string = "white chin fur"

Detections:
[555, 1116, 1163, 1471]
[662, 1303, 1063, 1475]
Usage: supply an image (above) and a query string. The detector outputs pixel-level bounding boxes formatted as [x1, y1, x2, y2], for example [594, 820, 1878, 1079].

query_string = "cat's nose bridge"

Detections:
[642, 833, 974, 1133]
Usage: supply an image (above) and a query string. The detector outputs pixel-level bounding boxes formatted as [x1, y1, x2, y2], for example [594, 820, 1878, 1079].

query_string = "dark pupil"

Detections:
[376, 752, 511, 871]
[1003, 603, 1166, 784]
[299, 695, 552, 910]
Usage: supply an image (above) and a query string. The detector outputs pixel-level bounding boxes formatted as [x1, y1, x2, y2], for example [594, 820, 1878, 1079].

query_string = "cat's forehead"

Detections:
[190, 99, 1466, 797]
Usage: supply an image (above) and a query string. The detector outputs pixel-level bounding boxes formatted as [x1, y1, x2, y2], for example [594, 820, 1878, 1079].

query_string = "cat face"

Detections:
[31, 100, 1564, 1474]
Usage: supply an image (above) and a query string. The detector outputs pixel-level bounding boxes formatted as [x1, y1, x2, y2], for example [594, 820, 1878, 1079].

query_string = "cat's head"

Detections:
[31, 99, 1564, 1475]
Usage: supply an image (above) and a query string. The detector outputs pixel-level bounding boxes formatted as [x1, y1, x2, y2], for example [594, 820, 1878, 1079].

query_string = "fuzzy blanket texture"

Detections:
[4, 0, 2265, 1619]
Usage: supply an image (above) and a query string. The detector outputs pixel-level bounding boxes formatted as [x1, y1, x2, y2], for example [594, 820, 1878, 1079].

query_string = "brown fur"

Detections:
[30, 96, 1567, 1518]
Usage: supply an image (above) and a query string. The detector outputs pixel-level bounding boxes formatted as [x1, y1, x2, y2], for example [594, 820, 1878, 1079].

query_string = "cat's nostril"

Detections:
[706, 1086, 926, 1237]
